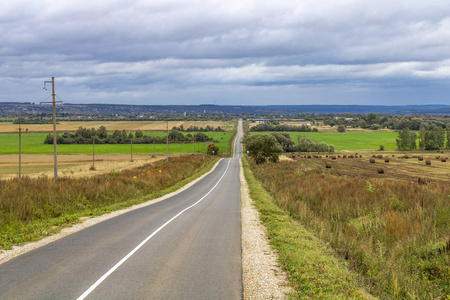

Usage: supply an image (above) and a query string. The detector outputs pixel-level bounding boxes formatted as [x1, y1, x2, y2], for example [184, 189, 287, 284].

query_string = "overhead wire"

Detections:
[0, 76, 44, 90]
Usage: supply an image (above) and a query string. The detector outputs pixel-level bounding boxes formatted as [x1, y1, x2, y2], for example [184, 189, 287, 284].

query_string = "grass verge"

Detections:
[242, 158, 371, 299]
[0, 155, 219, 250]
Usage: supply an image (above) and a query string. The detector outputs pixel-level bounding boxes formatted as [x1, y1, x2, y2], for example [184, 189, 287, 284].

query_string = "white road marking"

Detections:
[77, 158, 233, 300]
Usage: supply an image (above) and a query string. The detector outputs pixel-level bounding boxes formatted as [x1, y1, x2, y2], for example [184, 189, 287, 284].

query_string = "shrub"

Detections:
[206, 144, 219, 155]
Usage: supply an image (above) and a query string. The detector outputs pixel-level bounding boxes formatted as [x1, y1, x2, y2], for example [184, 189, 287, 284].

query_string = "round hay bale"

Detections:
[370, 158, 376, 163]
[377, 167, 384, 174]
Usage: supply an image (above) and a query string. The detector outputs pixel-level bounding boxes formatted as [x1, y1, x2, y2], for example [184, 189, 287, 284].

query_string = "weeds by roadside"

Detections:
[248, 158, 450, 299]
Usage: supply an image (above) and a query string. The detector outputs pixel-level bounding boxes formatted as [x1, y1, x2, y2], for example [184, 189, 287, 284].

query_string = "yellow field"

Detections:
[0, 121, 233, 133]
[0, 154, 165, 179]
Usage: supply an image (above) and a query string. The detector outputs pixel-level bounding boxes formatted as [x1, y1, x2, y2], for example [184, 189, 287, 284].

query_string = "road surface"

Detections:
[0, 120, 244, 300]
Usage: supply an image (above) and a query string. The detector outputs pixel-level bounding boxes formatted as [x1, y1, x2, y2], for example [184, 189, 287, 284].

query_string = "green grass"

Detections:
[0, 132, 234, 155]
[250, 131, 398, 151]
[242, 158, 371, 299]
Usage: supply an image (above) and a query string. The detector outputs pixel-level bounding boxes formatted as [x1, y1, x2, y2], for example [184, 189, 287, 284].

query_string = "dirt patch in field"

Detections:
[0, 154, 165, 179]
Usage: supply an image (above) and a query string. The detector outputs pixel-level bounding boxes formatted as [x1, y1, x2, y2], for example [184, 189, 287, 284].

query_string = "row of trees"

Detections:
[44, 126, 216, 145]
[250, 122, 318, 132]
[396, 127, 450, 150]
[322, 113, 449, 131]
[171, 125, 224, 132]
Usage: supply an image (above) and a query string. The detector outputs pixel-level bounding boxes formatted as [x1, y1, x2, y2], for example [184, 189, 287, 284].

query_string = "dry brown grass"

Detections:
[0, 121, 232, 133]
[249, 150, 450, 298]
[0, 154, 164, 179]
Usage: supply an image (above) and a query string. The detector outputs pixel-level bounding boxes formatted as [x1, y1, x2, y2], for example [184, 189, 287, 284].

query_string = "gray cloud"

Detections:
[1, 0, 449, 105]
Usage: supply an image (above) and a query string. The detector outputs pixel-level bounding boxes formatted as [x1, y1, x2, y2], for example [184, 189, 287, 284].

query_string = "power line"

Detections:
[0, 76, 44, 90]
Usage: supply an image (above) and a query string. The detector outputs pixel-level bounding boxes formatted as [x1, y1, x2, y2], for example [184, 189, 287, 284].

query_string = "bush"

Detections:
[337, 125, 346, 133]
[206, 144, 219, 155]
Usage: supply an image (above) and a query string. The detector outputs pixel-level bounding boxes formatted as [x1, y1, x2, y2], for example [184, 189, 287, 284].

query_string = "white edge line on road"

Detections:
[77, 158, 233, 300]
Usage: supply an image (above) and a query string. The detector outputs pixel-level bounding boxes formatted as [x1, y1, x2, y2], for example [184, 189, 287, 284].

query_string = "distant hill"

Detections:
[0, 102, 449, 116]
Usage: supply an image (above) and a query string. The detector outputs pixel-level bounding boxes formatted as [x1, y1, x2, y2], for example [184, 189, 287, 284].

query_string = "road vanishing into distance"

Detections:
[0, 120, 244, 300]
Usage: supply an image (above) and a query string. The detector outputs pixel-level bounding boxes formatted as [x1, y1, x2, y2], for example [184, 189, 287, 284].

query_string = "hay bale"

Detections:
[392, 155, 395, 157]
[384, 157, 390, 163]
[425, 159, 431, 165]
[307, 155, 312, 159]
[332, 156, 337, 160]
[343, 155, 347, 158]
[359, 155, 362, 158]
[349, 155, 354, 158]
[442, 158, 447, 162]
[418, 156, 423, 161]
[378, 155, 383, 159]
[418, 177, 430, 185]
[377, 167, 384, 174]
[370, 158, 376, 163]
[326, 162, 331, 168]
[404, 155, 410, 159]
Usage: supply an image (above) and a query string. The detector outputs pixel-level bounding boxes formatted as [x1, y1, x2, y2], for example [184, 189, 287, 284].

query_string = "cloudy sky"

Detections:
[1, 0, 449, 106]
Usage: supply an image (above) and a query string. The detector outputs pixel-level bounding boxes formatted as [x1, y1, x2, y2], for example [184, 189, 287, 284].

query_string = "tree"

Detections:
[337, 125, 346, 132]
[270, 132, 296, 152]
[246, 135, 282, 164]
[447, 127, 450, 149]
[396, 128, 417, 150]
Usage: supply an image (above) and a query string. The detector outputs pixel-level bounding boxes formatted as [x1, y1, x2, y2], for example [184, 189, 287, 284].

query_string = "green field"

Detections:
[0, 132, 234, 155]
[250, 131, 399, 151]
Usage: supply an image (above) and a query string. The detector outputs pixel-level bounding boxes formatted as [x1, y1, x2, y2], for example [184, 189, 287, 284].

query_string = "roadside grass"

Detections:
[0, 155, 218, 250]
[242, 158, 371, 299]
[249, 131, 398, 151]
[0, 132, 233, 155]
[248, 157, 450, 299]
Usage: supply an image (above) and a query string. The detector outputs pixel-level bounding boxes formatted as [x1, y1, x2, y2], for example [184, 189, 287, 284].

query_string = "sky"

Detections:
[1, 0, 449, 106]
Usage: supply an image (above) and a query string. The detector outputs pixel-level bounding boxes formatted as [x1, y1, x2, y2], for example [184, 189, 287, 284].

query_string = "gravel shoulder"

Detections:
[240, 159, 293, 299]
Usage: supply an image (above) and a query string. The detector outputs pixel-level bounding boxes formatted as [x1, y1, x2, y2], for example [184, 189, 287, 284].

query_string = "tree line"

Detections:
[250, 122, 318, 132]
[44, 126, 217, 145]
[396, 127, 450, 150]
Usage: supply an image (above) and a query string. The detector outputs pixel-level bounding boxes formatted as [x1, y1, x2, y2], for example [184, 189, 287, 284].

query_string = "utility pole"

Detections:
[42, 77, 61, 181]
[166, 120, 169, 161]
[130, 138, 134, 162]
[91, 137, 95, 170]
[193, 133, 195, 154]
[18, 125, 21, 179]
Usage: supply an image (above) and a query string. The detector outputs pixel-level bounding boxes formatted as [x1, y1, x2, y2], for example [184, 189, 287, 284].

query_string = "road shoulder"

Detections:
[240, 159, 293, 299]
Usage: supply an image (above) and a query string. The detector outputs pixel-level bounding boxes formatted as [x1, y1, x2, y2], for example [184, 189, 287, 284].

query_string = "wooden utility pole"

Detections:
[130, 138, 134, 162]
[18, 125, 21, 179]
[91, 137, 95, 170]
[193, 133, 195, 154]
[42, 77, 61, 180]
[166, 121, 169, 161]
[51, 77, 57, 180]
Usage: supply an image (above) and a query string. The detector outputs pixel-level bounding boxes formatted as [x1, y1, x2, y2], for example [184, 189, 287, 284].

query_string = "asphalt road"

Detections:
[0, 120, 244, 300]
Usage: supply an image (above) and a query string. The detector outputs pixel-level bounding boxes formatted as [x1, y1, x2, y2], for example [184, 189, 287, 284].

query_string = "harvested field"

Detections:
[295, 150, 450, 183]
[0, 154, 165, 179]
[0, 121, 234, 133]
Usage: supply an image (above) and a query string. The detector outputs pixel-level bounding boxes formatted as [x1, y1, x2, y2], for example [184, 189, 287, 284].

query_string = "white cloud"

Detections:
[1, 0, 449, 105]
